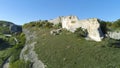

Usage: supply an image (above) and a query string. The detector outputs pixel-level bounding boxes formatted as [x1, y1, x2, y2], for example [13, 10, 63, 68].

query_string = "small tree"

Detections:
[74, 27, 88, 37]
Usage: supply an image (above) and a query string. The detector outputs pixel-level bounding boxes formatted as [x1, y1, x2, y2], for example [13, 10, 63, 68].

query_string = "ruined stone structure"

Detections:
[48, 16, 104, 42]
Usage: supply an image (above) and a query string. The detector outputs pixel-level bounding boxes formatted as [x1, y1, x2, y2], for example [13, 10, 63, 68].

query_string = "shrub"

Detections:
[112, 19, 120, 29]
[23, 21, 53, 28]
[43, 22, 53, 28]
[10, 48, 21, 63]
[54, 23, 62, 29]
[74, 27, 88, 37]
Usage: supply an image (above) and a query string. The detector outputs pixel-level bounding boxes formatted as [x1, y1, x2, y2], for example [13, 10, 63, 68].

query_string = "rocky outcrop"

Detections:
[10, 24, 22, 33]
[20, 29, 45, 68]
[49, 16, 104, 41]
[107, 31, 120, 40]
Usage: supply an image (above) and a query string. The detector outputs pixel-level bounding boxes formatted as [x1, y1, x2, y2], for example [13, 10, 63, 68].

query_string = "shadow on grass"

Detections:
[109, 40, 120, 48]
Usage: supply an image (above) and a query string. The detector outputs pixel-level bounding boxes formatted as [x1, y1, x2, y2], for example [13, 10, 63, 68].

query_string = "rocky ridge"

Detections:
[20, 29, 45, 68]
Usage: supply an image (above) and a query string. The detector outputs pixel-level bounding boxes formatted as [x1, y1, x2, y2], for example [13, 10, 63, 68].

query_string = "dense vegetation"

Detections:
[0, 21, 29, 68]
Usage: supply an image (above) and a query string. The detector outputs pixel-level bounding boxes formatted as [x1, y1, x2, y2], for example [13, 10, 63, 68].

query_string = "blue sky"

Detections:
[0, 0, 120, 25]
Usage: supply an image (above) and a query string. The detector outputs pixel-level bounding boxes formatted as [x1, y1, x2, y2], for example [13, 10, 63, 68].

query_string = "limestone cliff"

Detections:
[48, 16, 104, 41]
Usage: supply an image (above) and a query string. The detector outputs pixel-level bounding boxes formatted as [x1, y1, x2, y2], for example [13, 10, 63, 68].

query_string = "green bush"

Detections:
[10, 48, 21, 63]
[54, 23, 62, 29]
[74, 27, 88, 37]
[99, 19, 120, 32]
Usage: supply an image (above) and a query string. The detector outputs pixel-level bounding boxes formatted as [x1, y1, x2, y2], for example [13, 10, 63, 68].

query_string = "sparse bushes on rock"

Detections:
[23, 20, 54, 28]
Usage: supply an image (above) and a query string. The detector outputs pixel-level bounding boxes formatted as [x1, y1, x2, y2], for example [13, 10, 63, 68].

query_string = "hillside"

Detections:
[0, 17, 120, 68]
[22, 20, 120, 68]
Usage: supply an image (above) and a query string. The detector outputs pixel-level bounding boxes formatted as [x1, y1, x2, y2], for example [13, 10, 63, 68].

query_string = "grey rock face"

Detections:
[20, 29, 45, 68]
[107, 31, 120, 40]
[10, 24, 22, 33]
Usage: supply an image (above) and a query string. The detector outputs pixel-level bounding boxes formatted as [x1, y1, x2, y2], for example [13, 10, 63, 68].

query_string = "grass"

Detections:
[0, 48, 12, 66]
[9, 60, 30, 68]
[31, 27, 120, 68]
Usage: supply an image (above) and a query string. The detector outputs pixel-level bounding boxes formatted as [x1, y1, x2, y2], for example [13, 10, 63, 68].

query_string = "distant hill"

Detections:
[0, 20, 22, 34]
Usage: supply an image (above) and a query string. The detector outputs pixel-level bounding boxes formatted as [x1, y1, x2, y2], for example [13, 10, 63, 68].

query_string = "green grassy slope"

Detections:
[0, 33, 29, 68]
[27, 27, 120, 68]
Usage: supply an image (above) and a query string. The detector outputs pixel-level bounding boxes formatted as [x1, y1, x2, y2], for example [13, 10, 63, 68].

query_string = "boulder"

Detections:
[107, 31, 120, 40]
[50, 28, 62, 35]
